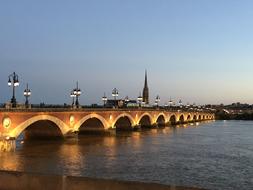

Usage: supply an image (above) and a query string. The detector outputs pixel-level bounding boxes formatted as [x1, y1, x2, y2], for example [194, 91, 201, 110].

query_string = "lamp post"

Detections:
[8, 72, 19, 108]
[70, 90, 76, 108]
[186, 102, 190, 109]
[164, 102, 168, 109]
[124, 96, 129, 108]
[73, 82, 81, 108]
[155, 95, 160, 108]
[168, 98, 173, 110]
[124, 96, 129, 103]
[112, 88, 119, 108]
[137, 93, 143, 108]
[23, 83, 31, 108]
[102, 93, 107, 107]
[193, 102, 197, 111]
[179, 99, 183, 108]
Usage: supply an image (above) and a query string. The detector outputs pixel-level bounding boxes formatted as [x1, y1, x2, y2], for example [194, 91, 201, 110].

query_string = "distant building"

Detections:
[104, 70, 150, 108]
[142, 70, 149, 104]
[105, 99, 123, 108]
[105, 99, 138, 108]
[125, 100, 138, 108]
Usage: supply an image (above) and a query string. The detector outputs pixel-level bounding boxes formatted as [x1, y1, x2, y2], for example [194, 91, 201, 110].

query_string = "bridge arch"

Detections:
[156, 113, 166, 127]
[137, 113, 153, 127]
[74, 114, 109, 131]
[112, 113, 135, 130]
[9, 115, 70, 138]
[169, 114, 177, 125]
[186, 114, 191, 121]
[193, 115, 197, 121]
[155, 113, 167, 123]
[179, 114, 185, 123]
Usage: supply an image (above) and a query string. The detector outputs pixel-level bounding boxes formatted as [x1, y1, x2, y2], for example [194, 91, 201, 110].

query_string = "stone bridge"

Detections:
[0, 108, 214, 141]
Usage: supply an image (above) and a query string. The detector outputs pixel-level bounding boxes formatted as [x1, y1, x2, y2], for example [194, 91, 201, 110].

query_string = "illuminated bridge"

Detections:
[0, 108, 214, 151]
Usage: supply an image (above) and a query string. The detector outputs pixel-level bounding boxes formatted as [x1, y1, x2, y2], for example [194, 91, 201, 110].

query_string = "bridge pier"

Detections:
[133, 125, 141, 131]
[64, 131, 78, 138]
[165, 122, 171, 127]
[108, 128, 117, 135]
[0, 136, 16, 152]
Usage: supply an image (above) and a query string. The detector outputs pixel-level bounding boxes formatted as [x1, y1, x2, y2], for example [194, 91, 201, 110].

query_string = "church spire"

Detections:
[144, 69, 148, 88]
[142, 70, 149, 104]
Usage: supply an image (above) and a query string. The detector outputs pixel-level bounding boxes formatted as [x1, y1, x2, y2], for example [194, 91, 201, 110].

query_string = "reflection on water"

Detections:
[1, 121, 253, 190]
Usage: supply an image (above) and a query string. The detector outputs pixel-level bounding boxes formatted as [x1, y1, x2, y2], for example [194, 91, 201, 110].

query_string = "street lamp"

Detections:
[137, 93, 143, 107]
[23, 83, 31, 108]
[193, 102, 197, 111]
[73, 82, 81, 108]
[179, 99, 183, 108]
[8, 72, 19, 108]
[155, 95, 160, 108]
[168, 98, 173, 109]
[112, 88, 119, 108]
[124, 96, 129, 108]
[164, 102, 168, 108]
[102, 92, 107, 107]
[125, 96, 129, 103]
[70, 90, 76, 108]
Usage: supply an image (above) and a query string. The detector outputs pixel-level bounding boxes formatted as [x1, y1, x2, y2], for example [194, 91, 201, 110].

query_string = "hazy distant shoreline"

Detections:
[215, 112, 253, 120]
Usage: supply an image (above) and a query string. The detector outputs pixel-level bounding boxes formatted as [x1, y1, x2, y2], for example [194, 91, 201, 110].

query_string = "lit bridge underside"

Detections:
[0, 108, 215, 141]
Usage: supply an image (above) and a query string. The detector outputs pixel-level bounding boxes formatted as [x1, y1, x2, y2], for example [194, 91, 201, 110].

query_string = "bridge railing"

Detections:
[0, 107, 214, 113]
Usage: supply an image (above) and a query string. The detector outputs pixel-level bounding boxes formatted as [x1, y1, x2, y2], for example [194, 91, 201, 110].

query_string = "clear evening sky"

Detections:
[1, 0, 253, 105]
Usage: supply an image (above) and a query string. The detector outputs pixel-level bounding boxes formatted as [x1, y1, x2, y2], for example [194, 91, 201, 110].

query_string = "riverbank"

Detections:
[215, 112, 253, 120]
[0, 170, 205, 190]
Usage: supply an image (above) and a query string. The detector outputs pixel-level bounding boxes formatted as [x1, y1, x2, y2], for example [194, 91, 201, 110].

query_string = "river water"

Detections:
[0, 120, 253, 190]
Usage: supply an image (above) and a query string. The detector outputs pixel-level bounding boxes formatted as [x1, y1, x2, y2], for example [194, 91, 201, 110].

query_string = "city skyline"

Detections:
[1, 1, 253, 105]
[0, 70, 251, 106]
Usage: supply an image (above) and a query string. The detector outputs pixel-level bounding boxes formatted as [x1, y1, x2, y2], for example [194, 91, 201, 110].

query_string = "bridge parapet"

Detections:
[0, 107, 214, 113]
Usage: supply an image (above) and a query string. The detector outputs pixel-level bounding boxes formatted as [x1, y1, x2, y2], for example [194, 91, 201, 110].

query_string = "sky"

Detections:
[1, 0, 253, 105]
